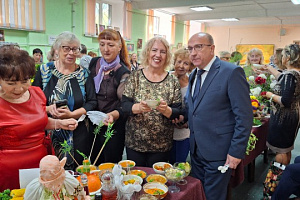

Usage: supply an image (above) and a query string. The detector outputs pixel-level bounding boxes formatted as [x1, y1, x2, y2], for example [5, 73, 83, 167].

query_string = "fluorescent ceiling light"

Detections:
[222, 18, 239, 21]
[190, 6, 213, 12]
[291, 0, 300, 4]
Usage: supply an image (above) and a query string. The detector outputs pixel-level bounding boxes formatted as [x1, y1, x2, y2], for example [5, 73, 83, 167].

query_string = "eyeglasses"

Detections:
[61, 46, 80, 54]
[221, 57, 231, 60]
[185, 44, 212, 53]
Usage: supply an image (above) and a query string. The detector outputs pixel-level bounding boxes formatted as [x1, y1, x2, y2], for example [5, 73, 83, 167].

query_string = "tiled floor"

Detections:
[231, 130, 300, 200]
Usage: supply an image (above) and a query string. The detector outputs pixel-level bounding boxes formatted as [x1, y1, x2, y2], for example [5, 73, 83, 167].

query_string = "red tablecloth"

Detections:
[229, 119, 269, 187]
[135, 167, 207, 200]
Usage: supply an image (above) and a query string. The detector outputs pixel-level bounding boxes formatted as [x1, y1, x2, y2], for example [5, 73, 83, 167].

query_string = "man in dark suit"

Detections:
[185, 32, 253, 200]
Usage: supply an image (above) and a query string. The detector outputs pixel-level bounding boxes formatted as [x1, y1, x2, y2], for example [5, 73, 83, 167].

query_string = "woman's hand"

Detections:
[53, 107, 73, 119]
[57, 119, 78, 130]
[104, 113, 114, 126]
[47, 104, 73, 119]
[157, 99, 172, 118]
[139, 101, 152, 113]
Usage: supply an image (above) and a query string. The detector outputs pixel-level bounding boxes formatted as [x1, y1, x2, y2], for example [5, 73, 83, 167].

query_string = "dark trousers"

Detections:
[170, 138, 190, 164]
[126, 147, 170, 167]
[271, 156, 300, 200]
[191, 145, 232, 200]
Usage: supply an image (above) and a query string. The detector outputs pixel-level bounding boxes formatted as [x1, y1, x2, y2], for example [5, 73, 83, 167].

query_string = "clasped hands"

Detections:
[139, 99, 171, 116]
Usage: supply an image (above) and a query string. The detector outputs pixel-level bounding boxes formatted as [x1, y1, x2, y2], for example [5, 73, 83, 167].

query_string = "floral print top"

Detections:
[122, 69, 182, 152]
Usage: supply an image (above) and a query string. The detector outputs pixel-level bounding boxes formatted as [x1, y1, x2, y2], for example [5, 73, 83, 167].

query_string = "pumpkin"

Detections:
[76, 173, 101, 193]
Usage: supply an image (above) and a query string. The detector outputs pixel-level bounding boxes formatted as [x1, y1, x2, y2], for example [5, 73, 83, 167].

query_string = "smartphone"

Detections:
[55, 99, 68, 108]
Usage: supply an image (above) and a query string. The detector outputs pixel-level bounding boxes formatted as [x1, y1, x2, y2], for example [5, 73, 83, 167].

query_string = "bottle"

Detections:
[95, 193, 102, 200]
[100, 170, 118, 200]
[81, 173, 89, 195]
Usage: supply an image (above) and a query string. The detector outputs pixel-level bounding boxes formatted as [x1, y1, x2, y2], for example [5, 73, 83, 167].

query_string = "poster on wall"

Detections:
[0, 30, 4, 41]
[137, 39, 142, 49]
[99, 25, 105, 33]
[236, 44, 274, 65]
[127, 44, 134, 52]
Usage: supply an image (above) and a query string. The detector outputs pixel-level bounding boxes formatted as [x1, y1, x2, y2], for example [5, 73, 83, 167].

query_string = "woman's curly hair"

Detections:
[283, 44, 300, 68]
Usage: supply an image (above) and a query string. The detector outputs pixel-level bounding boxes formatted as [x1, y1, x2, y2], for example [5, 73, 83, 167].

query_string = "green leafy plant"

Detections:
[93, 123, 115, 165]
[0, 189, 12, 200]
[246, 132, 258, 155]
[61, 140, 79, 166]
[76, 150, 88, 160]
[88, 122, 103, 160]
[253, 118, 262, 126]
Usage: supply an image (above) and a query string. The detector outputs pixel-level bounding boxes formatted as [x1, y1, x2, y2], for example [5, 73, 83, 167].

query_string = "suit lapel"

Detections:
[193, 59, 220, 112]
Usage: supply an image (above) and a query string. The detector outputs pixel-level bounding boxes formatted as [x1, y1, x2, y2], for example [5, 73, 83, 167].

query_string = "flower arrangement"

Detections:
[249, 73, 276, 103]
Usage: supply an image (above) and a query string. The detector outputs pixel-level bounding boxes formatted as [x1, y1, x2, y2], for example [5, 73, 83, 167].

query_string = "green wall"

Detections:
[128, 9, 147, 55]
[2, 1, 184, 59]
[3, 0, 100, 58]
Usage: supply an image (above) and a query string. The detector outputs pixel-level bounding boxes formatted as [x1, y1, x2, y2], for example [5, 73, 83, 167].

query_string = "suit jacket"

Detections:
[186, 57, 253, 161]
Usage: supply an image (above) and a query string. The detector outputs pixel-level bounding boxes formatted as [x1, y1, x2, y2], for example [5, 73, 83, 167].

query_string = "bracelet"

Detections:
[269, 94, 275, 102]
[55, 119, 61, 131]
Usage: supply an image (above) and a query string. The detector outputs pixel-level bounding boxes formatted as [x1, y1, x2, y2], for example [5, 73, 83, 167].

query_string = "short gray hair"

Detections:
[52, 31, 80, 50]
[219, 51, 230, 58]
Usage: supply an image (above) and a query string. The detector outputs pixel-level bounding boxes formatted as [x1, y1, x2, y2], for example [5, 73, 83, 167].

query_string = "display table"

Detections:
[227, 119, 269, 200]
[135, 167, 206, 200]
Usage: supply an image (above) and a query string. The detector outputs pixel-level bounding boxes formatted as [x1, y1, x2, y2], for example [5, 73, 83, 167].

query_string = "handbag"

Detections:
[262, 161, 285, 199]
[43, 130, 55, 155]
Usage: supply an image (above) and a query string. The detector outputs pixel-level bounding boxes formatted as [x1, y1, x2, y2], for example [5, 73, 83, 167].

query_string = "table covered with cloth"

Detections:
[230, 118, 270, 187]
[135, 167, 207, 200]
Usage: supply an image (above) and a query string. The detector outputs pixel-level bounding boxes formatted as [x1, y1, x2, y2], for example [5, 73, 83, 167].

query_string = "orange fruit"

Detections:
[76, 173, 101, 193]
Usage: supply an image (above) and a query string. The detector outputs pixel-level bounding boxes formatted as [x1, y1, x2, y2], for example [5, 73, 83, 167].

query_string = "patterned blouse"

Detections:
[122, 69, 182, 152]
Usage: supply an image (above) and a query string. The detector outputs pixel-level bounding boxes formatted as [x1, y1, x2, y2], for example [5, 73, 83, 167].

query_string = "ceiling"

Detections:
[130, 0, 300, 26]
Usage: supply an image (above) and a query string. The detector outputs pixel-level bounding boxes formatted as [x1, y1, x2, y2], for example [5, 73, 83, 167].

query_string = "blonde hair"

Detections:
[246, 48, 264, 65]
[140, 37, 172, 69]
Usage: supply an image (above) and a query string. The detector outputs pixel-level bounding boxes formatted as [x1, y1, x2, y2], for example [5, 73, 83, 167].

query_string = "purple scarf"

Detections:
[94, 55, 120, 93]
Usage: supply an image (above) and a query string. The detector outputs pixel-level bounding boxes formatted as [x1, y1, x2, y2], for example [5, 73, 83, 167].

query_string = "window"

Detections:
[96, 2, 112, 27]
[153, 10, 172, 44]
[0, 0, 45, 31]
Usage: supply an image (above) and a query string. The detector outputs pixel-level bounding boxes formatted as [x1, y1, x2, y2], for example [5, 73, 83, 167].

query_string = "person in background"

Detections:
[33, 31, 97, 170]
[230, 51, 243, 66]
[89, 29, 131, 165]
[130, 53, 140, 71]
[185, 32, 252, 200]
[0, 46, 78, 191]
[271, 156, 300, 200]
[169, 48, 194, 164]
[274, 48, 285, 72]
[262, 44, 300, 166]
[79, 44, 93, 69]
[88, 51, 97, 58]
[47, 46, 58, 62]
[219, 51, 231, 62]
[243, 48, 264, 77]
[122, 37, 182, 167]
[33, 48, 43, 65]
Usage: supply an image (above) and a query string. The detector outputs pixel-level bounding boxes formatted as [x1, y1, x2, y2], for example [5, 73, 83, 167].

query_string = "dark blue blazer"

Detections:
[186, 57, 253, 161]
